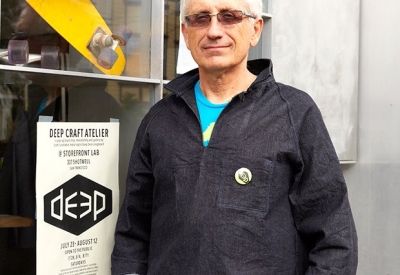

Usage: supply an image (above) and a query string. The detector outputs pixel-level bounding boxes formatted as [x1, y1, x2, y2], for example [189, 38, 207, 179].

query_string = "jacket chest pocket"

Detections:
[217, 158, 274, 213]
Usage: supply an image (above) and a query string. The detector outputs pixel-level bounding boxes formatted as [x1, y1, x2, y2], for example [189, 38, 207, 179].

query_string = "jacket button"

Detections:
[235, 168, 252, 185]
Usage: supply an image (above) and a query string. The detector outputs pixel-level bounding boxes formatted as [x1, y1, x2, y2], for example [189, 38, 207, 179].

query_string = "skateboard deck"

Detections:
[25, 0, 127, 75]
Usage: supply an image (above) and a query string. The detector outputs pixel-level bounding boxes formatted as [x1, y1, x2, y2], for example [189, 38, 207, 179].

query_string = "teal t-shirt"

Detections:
[194, 80, 228, 146]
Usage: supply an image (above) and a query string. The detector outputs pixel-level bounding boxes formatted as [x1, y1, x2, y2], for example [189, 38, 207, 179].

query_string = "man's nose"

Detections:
[206, 15, 224, 37]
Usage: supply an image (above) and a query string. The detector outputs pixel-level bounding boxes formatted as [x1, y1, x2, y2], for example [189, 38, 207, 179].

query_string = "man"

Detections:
[111, 0, 358, 274]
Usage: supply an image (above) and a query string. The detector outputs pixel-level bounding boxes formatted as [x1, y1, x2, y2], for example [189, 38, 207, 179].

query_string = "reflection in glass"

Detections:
[0, 0, 152, 78]
[164, 0, 181, 80]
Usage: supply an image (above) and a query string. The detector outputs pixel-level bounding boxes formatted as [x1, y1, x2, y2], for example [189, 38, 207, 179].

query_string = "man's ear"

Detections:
[250, 18, 264, 47]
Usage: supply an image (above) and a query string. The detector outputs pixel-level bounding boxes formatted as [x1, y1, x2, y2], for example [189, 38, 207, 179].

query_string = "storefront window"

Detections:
[0, 1, 153, 273]
[0, 68, 152, 273]
[0, 0, 152, 78]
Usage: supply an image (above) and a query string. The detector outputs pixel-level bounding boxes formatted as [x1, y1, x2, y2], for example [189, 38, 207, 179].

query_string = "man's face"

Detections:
[182, 0, 263, 73]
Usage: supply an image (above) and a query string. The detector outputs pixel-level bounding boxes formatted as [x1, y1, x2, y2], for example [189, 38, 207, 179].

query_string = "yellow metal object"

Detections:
[26, 0, 126, 75]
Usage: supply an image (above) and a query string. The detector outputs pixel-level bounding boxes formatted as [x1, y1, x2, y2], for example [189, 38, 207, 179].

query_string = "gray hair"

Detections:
[180, 0, 263, 24]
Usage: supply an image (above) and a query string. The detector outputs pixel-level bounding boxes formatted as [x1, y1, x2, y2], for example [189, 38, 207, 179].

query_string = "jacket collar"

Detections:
[164, 59, 274, 97]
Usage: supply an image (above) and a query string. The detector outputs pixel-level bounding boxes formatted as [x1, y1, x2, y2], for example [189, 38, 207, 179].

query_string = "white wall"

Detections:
[272, 0, 400, 273]
[343, 0, 400, 273]
[271, 0, 360, 161]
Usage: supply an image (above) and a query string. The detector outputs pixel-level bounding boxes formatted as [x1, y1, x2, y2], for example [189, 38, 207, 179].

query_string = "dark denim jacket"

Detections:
[111, 59, 358, 275]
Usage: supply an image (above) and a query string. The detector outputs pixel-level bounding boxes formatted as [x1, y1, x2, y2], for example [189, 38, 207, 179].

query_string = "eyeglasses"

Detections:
[185, 10, 256, 28]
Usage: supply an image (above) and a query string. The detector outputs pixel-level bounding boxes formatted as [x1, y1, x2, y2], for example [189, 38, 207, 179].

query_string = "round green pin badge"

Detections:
[235, 168, 252, 185]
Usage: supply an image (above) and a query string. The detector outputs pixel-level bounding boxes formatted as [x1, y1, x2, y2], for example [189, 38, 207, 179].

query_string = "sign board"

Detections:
[36, 121, 119, 275]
